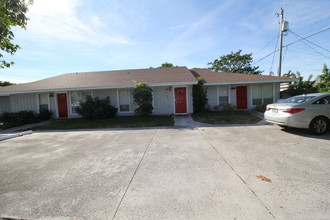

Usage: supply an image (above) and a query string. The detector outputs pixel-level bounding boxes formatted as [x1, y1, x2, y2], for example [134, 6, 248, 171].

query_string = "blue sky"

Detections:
[1, 0, 330, 83]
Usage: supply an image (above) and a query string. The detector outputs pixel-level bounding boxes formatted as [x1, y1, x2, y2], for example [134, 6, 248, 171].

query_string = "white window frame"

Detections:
[36, 93, 50, 112]
[252, 84, 274, 106]
[216, 85, 229, 107]
[117, 88, 155, 114]
[69, 91, 93, 115]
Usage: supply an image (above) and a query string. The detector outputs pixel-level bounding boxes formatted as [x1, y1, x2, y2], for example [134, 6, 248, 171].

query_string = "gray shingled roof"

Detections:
[191, 68, 295, 84]
[0, 67, 197, 95]
[0, 67, 295, 96]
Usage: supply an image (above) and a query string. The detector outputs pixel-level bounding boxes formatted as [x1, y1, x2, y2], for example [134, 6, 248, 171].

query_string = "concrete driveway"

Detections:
[0, 125, 329, 220]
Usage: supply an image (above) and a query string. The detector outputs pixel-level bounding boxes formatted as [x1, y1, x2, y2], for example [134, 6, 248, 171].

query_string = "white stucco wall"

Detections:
[0, 96, 10, 115]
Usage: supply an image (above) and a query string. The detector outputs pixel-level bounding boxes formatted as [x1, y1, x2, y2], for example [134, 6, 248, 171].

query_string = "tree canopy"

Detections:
[0, 0, 32, 69]
[316, 64, 330, 93]
[208, 50, 263, 75]
[158, 62, 178, 68]
[0, 81, 15, 86]
[285, 71, 317, 96]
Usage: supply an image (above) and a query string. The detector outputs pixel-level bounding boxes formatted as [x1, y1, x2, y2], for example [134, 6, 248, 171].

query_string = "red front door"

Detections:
[236, 86, 247, 109]
[57, 93, 68, 118]
[175, 87, 187, 114]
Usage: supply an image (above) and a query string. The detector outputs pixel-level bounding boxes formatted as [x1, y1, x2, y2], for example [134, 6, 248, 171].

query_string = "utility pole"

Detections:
[277, 8, 284, 77]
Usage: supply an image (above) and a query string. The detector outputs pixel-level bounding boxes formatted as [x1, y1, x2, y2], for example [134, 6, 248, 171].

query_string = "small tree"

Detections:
[192, 77, 208, 113]
[316, 64, 330, 93]
[75, 96, 117, 119]
[132, 82, 153, 116]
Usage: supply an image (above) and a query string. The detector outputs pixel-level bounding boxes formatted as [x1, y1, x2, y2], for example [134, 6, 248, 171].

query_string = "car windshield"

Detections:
[282, 96, 316, 103]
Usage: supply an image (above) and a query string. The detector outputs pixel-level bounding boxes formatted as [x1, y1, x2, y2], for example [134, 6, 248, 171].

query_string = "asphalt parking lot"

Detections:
[0, 125, 329, 220]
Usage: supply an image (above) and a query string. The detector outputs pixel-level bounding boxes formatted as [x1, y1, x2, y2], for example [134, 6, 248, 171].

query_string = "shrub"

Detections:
[222, 104, 237, 111]
[37, 109, 53, 121]
[213, 105, 220, 112]
[0, 111, 39, 129]
[132, 82, 153, 116]
[255, 103, 267, 113]
[75, 96, 117, 119]
[192, 77, 208, 113]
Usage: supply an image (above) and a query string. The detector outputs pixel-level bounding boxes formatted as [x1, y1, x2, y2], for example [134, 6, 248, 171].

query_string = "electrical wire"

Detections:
[286, 48, 312, 66]
[289, 30, 330, 59]
[254, 34, 278, 56]
[289, 30, 330, 52]
[253, 27, 330, 64]
[269, 33, 279, 73]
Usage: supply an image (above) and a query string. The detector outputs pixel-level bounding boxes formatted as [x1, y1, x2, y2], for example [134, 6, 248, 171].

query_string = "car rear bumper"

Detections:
[264, 111, 309, 129]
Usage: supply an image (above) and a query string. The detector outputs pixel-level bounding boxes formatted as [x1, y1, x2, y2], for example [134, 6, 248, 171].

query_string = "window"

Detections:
[262, 84, 273, 104]
[70, 91, 91, 113]
[252, 85, 262, 105]
[118, 89, 136, 112]
[38, 94, 49, 111]
[312, 96, 330, 105]
[218, 86, 228, 107]
[252, 84, 273, 105]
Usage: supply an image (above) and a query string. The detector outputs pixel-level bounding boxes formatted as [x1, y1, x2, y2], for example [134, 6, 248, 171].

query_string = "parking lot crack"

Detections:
[112, 129, 158, 220]
[197, 128, 276, 220]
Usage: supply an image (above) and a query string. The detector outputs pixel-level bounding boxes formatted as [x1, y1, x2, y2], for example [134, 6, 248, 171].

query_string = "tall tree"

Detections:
[0, 81, 15, 86]
[316, 64, 330, 93]
[283, 70, 297, 78]
[0, 0, 32, 69]
[208, 50, 263, 75]
[286, 72, 317, 96]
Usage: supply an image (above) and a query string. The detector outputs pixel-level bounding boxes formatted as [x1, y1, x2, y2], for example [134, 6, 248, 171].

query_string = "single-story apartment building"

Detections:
[0, 67, 294, 118]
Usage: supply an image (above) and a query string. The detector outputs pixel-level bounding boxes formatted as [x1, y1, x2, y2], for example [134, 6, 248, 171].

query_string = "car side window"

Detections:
[313, 96, 330, 105]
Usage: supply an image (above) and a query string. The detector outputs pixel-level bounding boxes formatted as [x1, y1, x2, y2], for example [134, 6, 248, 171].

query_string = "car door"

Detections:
[311, 95, 330, 118]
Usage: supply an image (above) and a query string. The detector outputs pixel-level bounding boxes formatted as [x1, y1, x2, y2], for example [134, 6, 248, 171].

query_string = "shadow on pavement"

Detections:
[280, 127, 330, 140]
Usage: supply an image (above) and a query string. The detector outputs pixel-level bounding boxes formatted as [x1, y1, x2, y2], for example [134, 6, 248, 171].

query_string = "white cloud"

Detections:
[25, 0, 133, 46]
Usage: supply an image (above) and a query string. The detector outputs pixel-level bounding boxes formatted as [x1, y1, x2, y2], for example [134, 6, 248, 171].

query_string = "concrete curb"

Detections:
[0, 130, 33, 141]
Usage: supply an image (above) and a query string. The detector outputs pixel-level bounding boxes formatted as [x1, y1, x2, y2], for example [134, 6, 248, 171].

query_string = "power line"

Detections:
[289, 30, 330, 52]
[269, 33, 279, 73]
[286, 48, 312, 67]
[253, 27, 330, 64]
[289, 30, 330, 59]
[254, 34, 278, 56]
[285, 27, 330, 47]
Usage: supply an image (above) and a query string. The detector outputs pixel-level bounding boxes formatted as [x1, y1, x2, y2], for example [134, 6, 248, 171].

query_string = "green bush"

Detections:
[255, 103, 267, 113]
[222, 104, 237, 111]
[132, 82, 153, 116]
[213, 105, 220, 112]
[75, 96, 117, 119]
[192, 77, 208, 113]
[0, 111, 40, 129]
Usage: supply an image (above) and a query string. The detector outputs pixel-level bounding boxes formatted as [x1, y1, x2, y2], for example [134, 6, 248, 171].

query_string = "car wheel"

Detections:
[309, 117, 329, 135]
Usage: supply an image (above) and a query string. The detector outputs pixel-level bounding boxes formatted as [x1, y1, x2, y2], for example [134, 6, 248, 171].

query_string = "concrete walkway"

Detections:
[174, 115, 210, 127]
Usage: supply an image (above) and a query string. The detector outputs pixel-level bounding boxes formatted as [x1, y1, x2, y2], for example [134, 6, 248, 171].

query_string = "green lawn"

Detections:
[192, 111, 261, 125]
[30, 116, 174, 130]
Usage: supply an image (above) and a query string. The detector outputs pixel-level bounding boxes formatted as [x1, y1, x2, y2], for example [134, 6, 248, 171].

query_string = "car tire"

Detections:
[309, 116, 329, 135]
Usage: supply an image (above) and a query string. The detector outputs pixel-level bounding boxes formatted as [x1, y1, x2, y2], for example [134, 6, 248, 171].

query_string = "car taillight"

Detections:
[266, 107, 271, 111]
[282, 108, 305, 114]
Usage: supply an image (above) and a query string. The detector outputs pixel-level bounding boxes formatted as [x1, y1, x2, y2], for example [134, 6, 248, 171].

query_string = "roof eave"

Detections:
[0, 81, 198, 96]
[204, 79, 296, 86]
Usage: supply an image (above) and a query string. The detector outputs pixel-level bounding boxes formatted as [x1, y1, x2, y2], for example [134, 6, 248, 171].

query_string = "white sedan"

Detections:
[264, 93, 330, 134]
